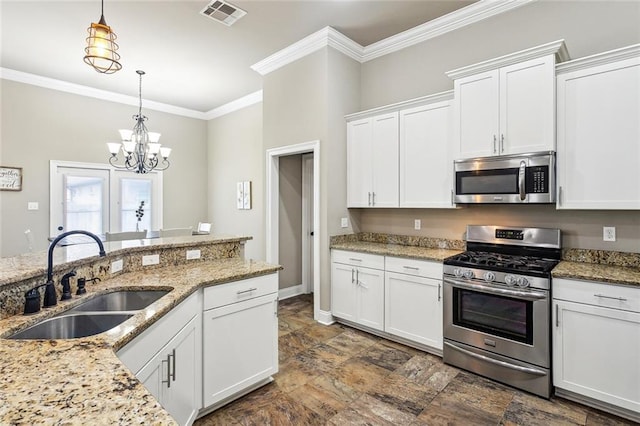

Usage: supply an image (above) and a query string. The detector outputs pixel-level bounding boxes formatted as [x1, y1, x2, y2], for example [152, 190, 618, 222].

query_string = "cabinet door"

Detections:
[400, 101, 454, 208]
[356, 266, 385, 331]
[203, 293, 278, 408]
[163, 315, 201, 426]
[136, 349, 164, 404]
[553, 300, 640, 413]
[347, 118, 373, 207]
[371, 112, 399, 207]
[385, 272, 442, 349]
[331, 262, 357, 321]
[499, 55, 555, 155]
[454, 69, 499, 159]
[557, 57, 640, 209]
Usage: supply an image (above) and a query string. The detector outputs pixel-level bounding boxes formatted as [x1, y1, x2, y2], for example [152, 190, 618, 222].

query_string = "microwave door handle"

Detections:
[518, 160, 526, 201]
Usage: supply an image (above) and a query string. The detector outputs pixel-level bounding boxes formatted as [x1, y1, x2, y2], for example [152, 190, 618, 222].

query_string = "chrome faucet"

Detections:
[25, 230, 107, 313]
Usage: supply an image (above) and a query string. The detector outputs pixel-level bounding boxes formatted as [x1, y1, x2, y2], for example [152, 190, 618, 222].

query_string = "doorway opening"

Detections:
[266, 141, 320, 321]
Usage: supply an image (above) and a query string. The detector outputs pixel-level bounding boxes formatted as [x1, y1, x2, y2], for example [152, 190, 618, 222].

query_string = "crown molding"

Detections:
[445, 39, 569, 80]
[204, 90, 263, 120]
[345, 90, 453, 121]
[362, 0, 537, 62]
[0, 68, 207, 120]
[555, 44, 640, 74]
[252, 0, 540, 75]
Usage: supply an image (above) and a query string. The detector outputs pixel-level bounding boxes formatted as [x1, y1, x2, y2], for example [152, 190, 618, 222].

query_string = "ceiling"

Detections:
[1, 1, 475, 113]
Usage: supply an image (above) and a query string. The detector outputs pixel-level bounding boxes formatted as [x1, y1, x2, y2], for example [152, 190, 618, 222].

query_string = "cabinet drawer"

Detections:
[204, 273, 278, 310]
[331, 249, 385, 270]
[554, 278, 640, 313]
[385, 256, 443, 279]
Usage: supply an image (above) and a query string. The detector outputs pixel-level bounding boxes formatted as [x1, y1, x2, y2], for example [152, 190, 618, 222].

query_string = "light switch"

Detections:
[341, 218, 349, 228]
[111, 259, 123, 273]
[28, 202, 39, 211]
[142, 254, 160, 266]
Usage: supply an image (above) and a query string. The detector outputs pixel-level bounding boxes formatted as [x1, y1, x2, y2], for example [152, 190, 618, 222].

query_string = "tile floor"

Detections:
[195, 294, 635, 425]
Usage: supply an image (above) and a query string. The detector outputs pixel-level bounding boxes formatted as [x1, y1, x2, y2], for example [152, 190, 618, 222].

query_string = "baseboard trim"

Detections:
[278, 284, 304, 300]
[316, 309, 335, 325]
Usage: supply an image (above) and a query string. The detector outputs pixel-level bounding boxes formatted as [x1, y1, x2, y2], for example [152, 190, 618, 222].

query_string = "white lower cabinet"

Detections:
[202, 274, 279, 408]
[553, 278, 640, 421]
[117, 291, 202, 426]
[385, 257, 443, 350]
[331, 250, 443, 351]
[331, 250, 385, 331]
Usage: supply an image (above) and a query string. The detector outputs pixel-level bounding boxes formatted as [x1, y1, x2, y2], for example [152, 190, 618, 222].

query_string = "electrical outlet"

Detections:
[341, 217, 349, 228]
[414, 219, 421, 230]
[186, 249, 201, 260]
[603, 226, 616, 242]
[111, 259, 123, 273]
[27, 202, 39, 211]
[142, 254, 160, 266]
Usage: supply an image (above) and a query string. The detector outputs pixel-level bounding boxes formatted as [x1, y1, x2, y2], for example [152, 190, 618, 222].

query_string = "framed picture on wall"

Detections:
[0, 166, 22, 191]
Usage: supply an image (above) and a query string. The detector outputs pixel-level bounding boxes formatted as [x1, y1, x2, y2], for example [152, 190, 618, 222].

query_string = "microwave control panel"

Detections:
[525, 166, 549, 193]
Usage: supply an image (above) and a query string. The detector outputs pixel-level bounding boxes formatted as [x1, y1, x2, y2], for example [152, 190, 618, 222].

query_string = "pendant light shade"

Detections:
[83, 0, 122, 74]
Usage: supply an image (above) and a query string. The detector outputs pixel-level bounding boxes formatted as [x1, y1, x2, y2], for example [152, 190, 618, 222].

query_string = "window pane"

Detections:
[121, 179, 152, 232]
[65, 176, 104, 234]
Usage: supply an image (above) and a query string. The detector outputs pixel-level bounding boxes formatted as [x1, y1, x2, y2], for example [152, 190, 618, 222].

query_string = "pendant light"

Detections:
[83, 0, 122, 74]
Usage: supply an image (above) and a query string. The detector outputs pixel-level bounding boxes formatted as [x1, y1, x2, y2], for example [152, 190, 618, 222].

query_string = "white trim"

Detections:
[316, 310, 335, 326]
[251, 0, 539, 75]
[345, 90, 454, 121]
[0, 68, 207, 120]
[205, 90, 263, 120]
[278, 284, 305, 300]
[445, 39, 570, 80]
[266, 141, 321, 321]
[556, 44, 640, 74]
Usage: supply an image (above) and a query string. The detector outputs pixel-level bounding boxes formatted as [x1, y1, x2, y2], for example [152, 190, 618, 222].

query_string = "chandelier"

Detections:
[107, 70, 172, 173]
[83, 0, 122, 74]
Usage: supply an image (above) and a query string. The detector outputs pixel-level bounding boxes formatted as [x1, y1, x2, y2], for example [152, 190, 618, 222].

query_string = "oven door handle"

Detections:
[444, 342, 547, 376]
[444, 278, 547, 301]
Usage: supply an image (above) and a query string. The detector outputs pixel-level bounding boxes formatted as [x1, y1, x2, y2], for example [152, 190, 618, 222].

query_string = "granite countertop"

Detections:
[553, 261, 640, 287]
[330, 241, 462, 262]
[0, 257, 281, 425]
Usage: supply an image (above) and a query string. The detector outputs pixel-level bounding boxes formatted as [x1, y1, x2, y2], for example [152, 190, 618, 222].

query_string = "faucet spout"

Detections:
[47, 230, 107, 283]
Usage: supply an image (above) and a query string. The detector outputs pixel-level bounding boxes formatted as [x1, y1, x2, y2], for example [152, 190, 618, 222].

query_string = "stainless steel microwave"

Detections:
[454, 151, 555, 204]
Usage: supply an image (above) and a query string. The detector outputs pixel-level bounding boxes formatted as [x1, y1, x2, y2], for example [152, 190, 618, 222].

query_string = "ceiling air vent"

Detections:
[200, 0, 247, 26]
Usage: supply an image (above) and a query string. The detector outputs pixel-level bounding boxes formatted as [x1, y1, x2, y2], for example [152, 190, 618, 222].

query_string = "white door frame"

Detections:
[301, 153, 314, 294]
[266, 141, 320, 320]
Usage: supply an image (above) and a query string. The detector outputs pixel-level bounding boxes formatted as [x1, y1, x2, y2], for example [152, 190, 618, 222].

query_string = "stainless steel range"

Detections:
[443, 225, 561, 398]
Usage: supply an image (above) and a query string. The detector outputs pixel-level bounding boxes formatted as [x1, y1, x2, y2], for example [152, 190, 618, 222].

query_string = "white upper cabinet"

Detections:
[399, 96, 455, 208]
[347, 112, 399, 207]
[556, 45, 640, 209]
[447, 40, 568, 159]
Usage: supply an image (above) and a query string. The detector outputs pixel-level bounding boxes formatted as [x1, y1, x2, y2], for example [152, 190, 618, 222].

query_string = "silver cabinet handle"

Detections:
[555, 303, 559, 327]
[500, 134, 505, 153]
[493, 135, 497, 153]
[351, 268, 354, 283]
[518, 160, 526, 201]
[237, 287, 257, 295]
[170, 348, 176, 383]
[594, 294, 628, 302]
[438, 283, 441, 301]
[274, 299, 278, 317]
[368, 192, 371, 206]
[162, 349, 175, 387]
[372, 192, 376, 206]
[451, 189, 454, 205]
[403, 266, 419, 270]
[558, 186, 562, 206]
[348, 257, 362, 262]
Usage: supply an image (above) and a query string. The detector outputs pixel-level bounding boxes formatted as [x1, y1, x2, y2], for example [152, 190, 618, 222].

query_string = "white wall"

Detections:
[0, 80, 208, 257]
[206, 102, 264, 261]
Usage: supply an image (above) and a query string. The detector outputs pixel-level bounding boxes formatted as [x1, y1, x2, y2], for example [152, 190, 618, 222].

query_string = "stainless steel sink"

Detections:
[67, 290, 169, 312]
[8, 313, 134, 340]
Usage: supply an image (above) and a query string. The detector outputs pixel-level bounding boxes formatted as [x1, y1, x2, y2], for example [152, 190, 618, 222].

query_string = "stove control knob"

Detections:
[516, 277, 530, 288]
[453, 268, 463, 277]
[463, 270, 474, 279]
[505, 275, 517, 286]
[483, 272, 496, 282]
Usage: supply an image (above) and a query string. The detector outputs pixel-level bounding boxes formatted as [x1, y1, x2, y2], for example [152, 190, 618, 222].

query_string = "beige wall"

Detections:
[356, 0, 640, 254]
[207, 102, 264, 261]
[360, 0, 640, 109]
[0, 80, 208, 257]
[278, 154, 303, 288]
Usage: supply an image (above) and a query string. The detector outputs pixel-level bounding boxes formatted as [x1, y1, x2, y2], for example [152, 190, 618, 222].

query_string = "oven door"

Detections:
[443, 277, 549, 367]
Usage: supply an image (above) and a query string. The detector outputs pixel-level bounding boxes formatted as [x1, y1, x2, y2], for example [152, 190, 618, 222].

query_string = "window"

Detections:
[50, 161, 163, 237]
